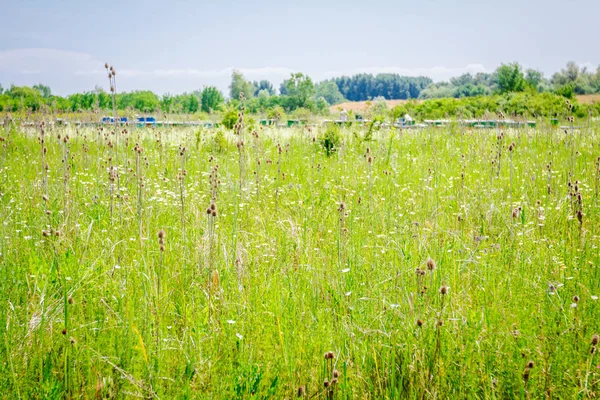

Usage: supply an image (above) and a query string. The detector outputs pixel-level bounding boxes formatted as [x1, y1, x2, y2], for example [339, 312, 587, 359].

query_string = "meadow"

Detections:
[0, 116, 599, 399]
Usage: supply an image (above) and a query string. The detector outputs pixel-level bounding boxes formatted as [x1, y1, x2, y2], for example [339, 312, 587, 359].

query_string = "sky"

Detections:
[1, 0, 599, 96]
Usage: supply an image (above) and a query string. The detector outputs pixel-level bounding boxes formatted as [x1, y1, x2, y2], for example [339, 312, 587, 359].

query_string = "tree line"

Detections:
[420, 62, 600, 99]
[1, 61, 599, 116]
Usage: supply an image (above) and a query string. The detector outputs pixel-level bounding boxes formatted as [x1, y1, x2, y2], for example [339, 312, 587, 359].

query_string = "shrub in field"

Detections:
[319, 124, 342, 155]
[221, 107, 238, 129]
[212, 129, 228, 152]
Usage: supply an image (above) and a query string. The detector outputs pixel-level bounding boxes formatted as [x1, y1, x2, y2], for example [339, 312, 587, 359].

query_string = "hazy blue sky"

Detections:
[1, 0, 599, 96]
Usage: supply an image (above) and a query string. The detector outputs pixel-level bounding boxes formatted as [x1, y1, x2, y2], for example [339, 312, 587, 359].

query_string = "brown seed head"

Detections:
[426, 258, 436, 271]
[440, 286, 449, 295]
[592, 334, 599, 346]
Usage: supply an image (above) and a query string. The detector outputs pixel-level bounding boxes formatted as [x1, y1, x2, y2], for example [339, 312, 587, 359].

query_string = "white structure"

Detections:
[340, 109, 348, 122]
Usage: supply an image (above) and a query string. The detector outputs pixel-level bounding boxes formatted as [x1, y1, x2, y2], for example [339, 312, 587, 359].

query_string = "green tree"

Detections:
[495, 63, 526, 93]
[33, 84, 52, 98]
[160, 94, 173, 114]
[525, 69, 546, 92]
[315, 81, 346, 105]
[229, 70, 254, 100]
[252, 80, 275, 96]
[182, 94, 199, 113]
[282, 73, 316, 111]
[201, 86, 225, 113]
[6, 86, 44, 111]
[221, 106, 238, 129]
[315, 97, 330, 115]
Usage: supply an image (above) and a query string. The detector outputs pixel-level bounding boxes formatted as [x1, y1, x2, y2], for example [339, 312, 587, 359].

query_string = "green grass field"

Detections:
[0, 120, 599, 399]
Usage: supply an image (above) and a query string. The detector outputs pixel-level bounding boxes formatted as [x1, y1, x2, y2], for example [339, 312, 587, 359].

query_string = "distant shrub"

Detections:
[320, 124, 342, 155]
[213, 129, 228, 153]
[554, 84, 575, 99]
[221, 108, 238, 130]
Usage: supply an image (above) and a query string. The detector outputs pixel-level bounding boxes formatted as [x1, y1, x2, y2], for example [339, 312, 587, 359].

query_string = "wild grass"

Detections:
[0, 120, 599, 399]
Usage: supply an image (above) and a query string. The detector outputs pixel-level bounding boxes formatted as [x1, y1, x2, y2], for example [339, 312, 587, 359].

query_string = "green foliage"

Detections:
[404, 92, 580, 119]
[554, 84, 575, 99]
[290, 107, 311, 121]
[420, 73, 494, 99]
[280, 73, 316, 111]
[371, 96, 388, 117]
[160, 94, 174, 113]
[212, 128, 228, 152]
[328, 73, 432, 101]
[221, 107, 238, 129]
[118, 90, 160, 113]
[319, 123, 342, 155]
[1, 122, 600, 398]
[201, 86, 224, 113]
[266, 105, 286, 121]
[525, 69, 546, 92]
[315, 81, 346, 105]
[251, 80, 275, 96]
[229, 70, 254, 100]
[1, 61, 599, 117]
[551, 61, 600, 95]
[33, 84, 52, 98]
[315, 97, 330, 115]
[495, 63, 526, 94]
[364, 114, 384, 141]
[0, 86, 44, 111]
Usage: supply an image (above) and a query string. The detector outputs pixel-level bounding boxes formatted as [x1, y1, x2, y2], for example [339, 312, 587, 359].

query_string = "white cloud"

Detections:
[105, 66, 296, 79]
[0, 48, 101, 74]
[0, 47, 500, 95]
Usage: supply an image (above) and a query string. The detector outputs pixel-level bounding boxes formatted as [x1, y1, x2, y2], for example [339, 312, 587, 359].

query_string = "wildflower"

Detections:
[440, 286, 449, 295]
